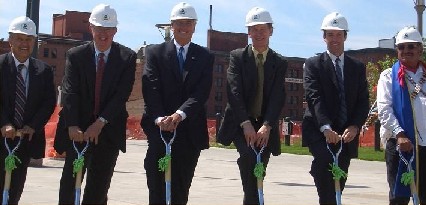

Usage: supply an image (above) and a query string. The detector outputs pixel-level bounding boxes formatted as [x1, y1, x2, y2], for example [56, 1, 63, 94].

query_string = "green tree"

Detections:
[366, 55, 397, 105]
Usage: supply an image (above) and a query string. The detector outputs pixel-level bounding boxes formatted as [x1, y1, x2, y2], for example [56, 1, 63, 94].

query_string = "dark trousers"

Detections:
[144, 132, 201, 205]
[58, 139, 119, 205]
[308, 140, 351, 205]
[0, 138, 31, 205]
[234, 119, 272, 205]
[385, 138, 426, 205]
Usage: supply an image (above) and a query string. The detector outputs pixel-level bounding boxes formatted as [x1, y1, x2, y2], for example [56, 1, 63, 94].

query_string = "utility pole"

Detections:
[26, 0, 40, 58]
[415, 0, 426, 35]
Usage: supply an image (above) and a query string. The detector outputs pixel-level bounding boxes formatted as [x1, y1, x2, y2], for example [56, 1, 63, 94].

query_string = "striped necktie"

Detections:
[14, 64, 26, 128]
[335, 58, 347, 127]
[94, 53, 105, 116]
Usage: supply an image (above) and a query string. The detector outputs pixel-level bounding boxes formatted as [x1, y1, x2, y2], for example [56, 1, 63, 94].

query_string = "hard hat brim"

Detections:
[246, 21, 273, 27]
[8, 31, 37, 37]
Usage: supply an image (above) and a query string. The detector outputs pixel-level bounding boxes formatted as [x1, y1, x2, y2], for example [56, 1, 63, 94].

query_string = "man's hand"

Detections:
[69, 126, 84, 142]
[1, 124, 16, 139]
[323, 129, 341, 144]
[242, 122, 256, 146]
[84, 119, 105, 145]
[396, 132, 413, 152]
[19, 125, 35, 141]
[255, 124, 271, 147]
[342, 125, 359, 143]
[170, 113, 182, 130]
[156, 116, 174, 132]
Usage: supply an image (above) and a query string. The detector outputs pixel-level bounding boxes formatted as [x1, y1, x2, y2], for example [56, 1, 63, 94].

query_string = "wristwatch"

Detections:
[98, 117, 108, 124]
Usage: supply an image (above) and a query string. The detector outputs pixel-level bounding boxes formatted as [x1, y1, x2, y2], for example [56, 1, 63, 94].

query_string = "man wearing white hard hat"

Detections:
[377, 26, 426, 204]
[302, 12, 369, 204]
[217, 7, 287, 205]
[55, 4, 136, 204]
[141, 2, 214, 204]
[0, 16, 55, 204]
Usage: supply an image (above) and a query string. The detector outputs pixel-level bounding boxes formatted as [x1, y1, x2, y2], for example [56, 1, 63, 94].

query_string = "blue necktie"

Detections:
[178, 47, 184, 75]
[335, 58, 347, 127]
[14, 64, 26, 128]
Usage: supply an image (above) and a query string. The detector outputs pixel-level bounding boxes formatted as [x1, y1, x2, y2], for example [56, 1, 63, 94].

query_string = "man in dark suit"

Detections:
[217, 7, 287, 205]
[141, 2, 214, 204]
[0, 16, 56, 204]
[302, 12, 369, 204]
[54, 4, 136, 204]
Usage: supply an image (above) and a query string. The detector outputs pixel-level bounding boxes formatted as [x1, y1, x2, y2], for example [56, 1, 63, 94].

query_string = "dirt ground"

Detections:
[126, 98, 144, 117]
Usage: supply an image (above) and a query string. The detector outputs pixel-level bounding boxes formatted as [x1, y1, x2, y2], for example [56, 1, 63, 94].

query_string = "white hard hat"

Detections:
[89, 4, 118, 27]
[170, 2, 197, 21]
[321, 12, 348, 31]
[395, 26, 423, 45]
[8, 16, 37, 37]
[245, 7, 273, 27]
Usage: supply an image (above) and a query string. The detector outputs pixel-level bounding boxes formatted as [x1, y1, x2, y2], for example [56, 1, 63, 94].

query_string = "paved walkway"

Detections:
[20, 140, 388, 204]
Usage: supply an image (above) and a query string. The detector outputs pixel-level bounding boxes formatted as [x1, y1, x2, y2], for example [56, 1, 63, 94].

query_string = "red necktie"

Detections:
[94, 53, 105, 116]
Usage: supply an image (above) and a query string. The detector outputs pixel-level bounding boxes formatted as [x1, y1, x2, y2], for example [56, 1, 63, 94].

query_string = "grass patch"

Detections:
[212, 139, 385, 162]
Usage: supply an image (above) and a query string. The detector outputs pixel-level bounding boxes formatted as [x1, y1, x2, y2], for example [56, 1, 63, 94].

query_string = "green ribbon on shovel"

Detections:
[401, 170, 414, 186]
[73, 156, 85, 177]
[4, 154, 21, 172]
[329, 163, 347, 181]
[158, 154, 171, 172]
[254, 162, 265, 179]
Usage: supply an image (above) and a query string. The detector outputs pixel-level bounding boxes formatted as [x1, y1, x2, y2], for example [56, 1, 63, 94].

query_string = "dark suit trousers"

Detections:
[144, 131, 201, 205]
[308, 139, 351, 205]
[385, 138, 426, 205]
[234, 119, 272, 205]
[58, 139, 119, 205]
[0, 138, 30, 205]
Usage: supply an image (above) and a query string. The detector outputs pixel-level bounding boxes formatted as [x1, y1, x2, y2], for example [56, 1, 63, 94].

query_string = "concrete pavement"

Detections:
[20, 140, 388, 204]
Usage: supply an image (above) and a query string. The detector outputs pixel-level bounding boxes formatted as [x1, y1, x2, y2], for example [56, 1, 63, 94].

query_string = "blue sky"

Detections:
[0, 0, 421, 58]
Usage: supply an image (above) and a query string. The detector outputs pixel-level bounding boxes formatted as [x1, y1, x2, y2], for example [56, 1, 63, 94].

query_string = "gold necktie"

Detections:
[250, 54, 264, 118]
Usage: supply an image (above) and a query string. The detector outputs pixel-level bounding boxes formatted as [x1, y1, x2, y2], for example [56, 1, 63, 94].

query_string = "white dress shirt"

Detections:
[377, 66, 426, 146]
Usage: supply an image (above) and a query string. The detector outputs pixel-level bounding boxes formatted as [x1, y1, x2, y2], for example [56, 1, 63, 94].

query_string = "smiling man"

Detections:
[377, 26, 426, 205]
[302, 12, 369, 204]
[0, 16, 55, 204]
[54, 4, 136, 204]
[141, 2, 214, 204]
[217, 7, 287, 205]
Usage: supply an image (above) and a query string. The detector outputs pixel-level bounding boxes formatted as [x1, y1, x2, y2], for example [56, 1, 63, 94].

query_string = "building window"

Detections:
[43, 48, 49, 58]
[215, 78, 223, 87]
[215, 64, 223, 73]
[215, 92, 222, 101]
[51, 48, 57, 59]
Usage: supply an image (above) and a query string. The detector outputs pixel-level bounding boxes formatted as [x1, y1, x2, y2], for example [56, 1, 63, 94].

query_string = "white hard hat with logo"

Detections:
[8, 16, 37, 37]
[321, 12, 348, 31]
[245, 7, 273, 27]
[395, 26, 423, 45]
[170, 2, 197, 21]
[89, 4, 118, 27]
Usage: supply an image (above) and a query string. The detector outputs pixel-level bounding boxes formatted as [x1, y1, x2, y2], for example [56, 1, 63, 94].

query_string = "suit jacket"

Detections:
[141, 40, 214, 150]
[217, 45, 288, 156]
[302, 52, 369, 158]
[0, 53, 56, 159]
[54, 42, 136, 154]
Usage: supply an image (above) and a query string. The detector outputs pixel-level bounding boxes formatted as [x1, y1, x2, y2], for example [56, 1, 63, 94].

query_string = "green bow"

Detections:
[254, 162, 265, 179]
[401, 170, 414, 186]
[158, 154, 171, 172]
[329, 163, 347, 181]
[73, 156, 85, 177]
[5, 154, 21, 172]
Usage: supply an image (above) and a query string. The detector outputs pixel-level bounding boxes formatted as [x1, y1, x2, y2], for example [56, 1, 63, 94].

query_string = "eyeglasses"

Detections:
[91, 26, 116, 33]
[397, 44, 418, 50]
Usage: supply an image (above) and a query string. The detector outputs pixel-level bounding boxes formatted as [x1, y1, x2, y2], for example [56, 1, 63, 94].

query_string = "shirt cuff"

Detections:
[392, 127, 404, 137]
[176, 110, 186, 120]
[320, 124, 332, 133]
[240, 120, 251, 128]
[155, 117, 164, 124]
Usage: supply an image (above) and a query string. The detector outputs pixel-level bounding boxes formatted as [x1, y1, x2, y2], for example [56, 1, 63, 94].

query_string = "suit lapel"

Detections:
[184, 43, 198, 81]
[83, 43, 96, 101]
[166, 41, 183, 83]
[6, 54, 17, 108]
[101, 42, 121, 100]
[343, 56, 355, 98]
[246, 45, 257, 86]
[321, 52, 339, 89]
[26, 58, 36, 112]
